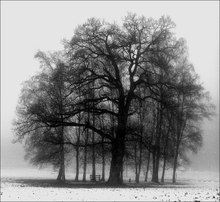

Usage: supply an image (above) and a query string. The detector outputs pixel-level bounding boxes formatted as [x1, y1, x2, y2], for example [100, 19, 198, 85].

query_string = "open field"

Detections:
[0, 169, 219, 201]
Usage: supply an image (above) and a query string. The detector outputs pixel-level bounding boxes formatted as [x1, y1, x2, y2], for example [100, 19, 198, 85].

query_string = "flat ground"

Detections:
[1, 178, 219, 201]
[0, 169, 219, 201]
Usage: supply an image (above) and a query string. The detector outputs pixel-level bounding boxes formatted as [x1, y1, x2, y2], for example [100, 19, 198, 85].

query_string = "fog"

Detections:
[1, 1, 219, 175]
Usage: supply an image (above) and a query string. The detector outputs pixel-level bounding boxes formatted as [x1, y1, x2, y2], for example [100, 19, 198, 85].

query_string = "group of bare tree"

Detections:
[13, 14, 214, 185]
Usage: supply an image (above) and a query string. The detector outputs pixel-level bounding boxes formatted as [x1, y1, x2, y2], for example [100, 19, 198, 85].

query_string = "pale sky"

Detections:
[1, 1, 219, 172]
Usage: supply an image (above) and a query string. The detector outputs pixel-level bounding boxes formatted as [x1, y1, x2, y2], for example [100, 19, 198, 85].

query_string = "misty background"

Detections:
[1, 1, 219, 174]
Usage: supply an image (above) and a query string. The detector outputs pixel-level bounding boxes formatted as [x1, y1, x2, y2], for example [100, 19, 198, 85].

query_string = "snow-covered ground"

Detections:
[1, 168, 219, 201]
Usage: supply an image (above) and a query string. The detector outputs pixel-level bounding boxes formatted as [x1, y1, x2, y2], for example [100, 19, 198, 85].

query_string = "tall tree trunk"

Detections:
[75, 132, 80, 181]
[57, 126, 65, 182]
[135, 143, 143, 184]
[136, 103, 143, 184]
[134, 143, 138, 183]
[152, 148, 160, 183]
[172, 143, 179, 183]
[108, 94, 128, 185]
[161, 116, 171, 183]
[121, 160, 124, 182]
[145, 152, 151, 182]
[161, 157, 166, 183]
[91, 112, 96, 181]
[75, 112, 81, 181]
[83, 128, 88, 181]
[172, 93, 184, 183]
[108, 119, 126, 185]
[137, 142, 142, 184]
[101, 136, 106, 181]
[91, 82, 96, 181]
[151, 150, 156, 182]
[152, 101, 163, 183]
[108, 139, 124, 185]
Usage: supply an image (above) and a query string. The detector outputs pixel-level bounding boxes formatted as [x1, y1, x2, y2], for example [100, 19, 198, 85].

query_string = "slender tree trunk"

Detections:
[135, 143, 142, 184]
[152, 103, 160, 183]
[161, 157, 166, 183]
[101, 136, 106, 181]
[91, 113, 96, 181]
[137, 143, 142, 184]
[121, 160, 124, 182]
[57, 126, 65, 182]
[83, 128, 88, 182]
[151, 150, 156, 182]
[172, 93, 183, 183]
[75, 87, 82, 181]
[134, 143, 138, 183]
[152, 101, 163, 183]
[75, 112, 81, 181]
[145, 152, 151, 182]
[75, 132, 80, 181]
[172, 143, 179, 183]
[56, 67, 65, 183]
[161, 116, 171, 183]
[91, 82, 96, 181]
[136, 103, 143, 184]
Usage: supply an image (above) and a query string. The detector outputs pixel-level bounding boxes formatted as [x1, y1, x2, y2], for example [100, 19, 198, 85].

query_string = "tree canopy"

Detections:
[13, 14, 214, 185]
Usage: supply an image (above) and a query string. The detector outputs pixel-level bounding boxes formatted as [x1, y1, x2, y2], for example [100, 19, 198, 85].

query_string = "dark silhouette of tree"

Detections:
[13, 14, 215, 186]
[65, 14, 184, 185]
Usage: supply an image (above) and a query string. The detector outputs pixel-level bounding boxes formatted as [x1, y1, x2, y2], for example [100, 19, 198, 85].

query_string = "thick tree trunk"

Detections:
[145, 152, 151, 182]
[108, 138, 125, 185]
[108, 94, 128, 185]
[135, 170, 140, 184]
